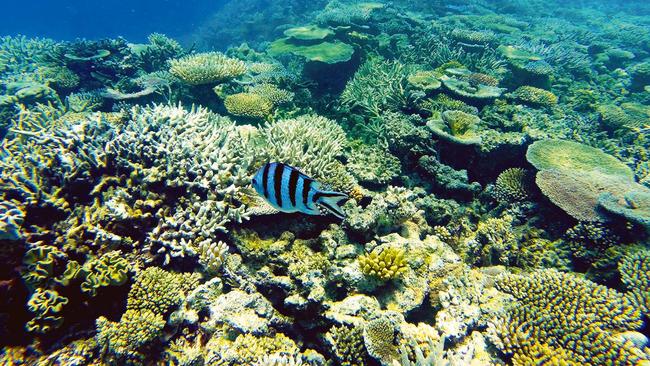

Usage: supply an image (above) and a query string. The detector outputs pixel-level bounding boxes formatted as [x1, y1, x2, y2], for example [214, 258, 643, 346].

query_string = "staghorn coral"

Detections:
[223, 92, 274, 119]
[169, 52, 246, 85]
[358, 246, 408, 281]
[341, 57, 413, 118]
[509, 86, 558, 107]
[492, 168, 532, 203]
[490, 269, 648, 365]
[255, 114, 351, 190]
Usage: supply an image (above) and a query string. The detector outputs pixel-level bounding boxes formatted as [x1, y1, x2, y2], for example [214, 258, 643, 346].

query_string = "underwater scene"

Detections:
[1, 0, 650, 365]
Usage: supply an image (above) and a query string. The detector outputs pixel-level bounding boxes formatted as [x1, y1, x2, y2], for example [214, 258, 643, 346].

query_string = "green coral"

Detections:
[493, 168, 531, 203]
[268, 38, 354, 64]
[169, 52, 246, 85]
[358, 246, 408, 281]
[223, 92, 274, 119]
[510, 86, 558, 107]
[26, 288, 69, 333]
[491, 269, 647, 365]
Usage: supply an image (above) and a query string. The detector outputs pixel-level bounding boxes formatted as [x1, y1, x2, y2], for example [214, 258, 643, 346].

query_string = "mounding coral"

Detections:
[223, 92, 274, 119]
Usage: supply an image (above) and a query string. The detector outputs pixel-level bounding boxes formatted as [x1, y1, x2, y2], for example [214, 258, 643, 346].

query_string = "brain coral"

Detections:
[490, 269, 647, 365]
[169, 52, 246, 85]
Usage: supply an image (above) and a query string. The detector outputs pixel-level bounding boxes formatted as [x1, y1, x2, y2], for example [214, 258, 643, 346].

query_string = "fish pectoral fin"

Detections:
[316, 192, 348, 219]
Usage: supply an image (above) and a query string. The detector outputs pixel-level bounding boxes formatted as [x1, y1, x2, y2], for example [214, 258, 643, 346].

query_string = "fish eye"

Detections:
[252, 178, 257, 185]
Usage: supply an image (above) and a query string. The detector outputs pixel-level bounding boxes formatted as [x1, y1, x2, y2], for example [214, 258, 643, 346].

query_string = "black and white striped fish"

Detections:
[251, 162, 348, 219]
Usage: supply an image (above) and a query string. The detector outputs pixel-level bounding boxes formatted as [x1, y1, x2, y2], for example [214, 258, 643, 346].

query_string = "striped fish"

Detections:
[251, 162, 348, 219]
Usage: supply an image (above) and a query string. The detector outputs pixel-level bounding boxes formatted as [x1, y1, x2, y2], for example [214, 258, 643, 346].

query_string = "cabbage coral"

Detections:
[169, 52, 246, 85]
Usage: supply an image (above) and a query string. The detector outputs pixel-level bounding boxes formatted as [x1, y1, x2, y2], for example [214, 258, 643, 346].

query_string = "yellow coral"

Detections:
[358, 246, 408, 281]
[490, 269, 647, 365]
[169, 52, 246, 85]
[223, 92, 274, 119]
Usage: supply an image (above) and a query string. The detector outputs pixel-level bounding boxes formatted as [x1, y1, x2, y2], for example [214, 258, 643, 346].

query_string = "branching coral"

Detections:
[358, 247, 408, 281]
[489, 269, 647, 365]
[0, 200, 25, 240]
[341, 57, 413, 118]
[619, 250, 650, 318]
[325, 325, 368, 366]
[493, 168, 532, 203]
[256, 114, 353, 191]
[223, 92, 274, 119]
[169, 52, 246, 85]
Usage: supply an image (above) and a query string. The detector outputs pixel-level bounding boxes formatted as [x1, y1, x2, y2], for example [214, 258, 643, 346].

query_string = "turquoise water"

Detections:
[1, 1, 649, 365]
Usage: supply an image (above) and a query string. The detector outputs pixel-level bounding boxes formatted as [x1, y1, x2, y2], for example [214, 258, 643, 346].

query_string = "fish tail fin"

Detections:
[314, 191, 348, 219]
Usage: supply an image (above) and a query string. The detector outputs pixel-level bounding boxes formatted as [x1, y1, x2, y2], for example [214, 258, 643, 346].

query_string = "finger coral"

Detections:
[358, 246, 408, 281]
[619, 250, 650, 318]
[169, 52, 246, 85]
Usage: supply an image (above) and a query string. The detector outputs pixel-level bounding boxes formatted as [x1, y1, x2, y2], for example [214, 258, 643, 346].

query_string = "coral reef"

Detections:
[3, 1, 650, 365]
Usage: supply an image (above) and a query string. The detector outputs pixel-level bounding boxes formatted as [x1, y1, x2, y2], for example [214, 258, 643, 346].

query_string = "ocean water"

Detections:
[1, 0, 650, 365]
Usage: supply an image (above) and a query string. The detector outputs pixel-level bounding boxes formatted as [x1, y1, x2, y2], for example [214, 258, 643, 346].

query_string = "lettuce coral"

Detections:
[26, 288, 68, 334]
[169, 52, 246, 85]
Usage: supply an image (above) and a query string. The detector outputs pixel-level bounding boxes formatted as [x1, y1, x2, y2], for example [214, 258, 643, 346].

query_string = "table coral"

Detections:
[169, 52, 246, 85]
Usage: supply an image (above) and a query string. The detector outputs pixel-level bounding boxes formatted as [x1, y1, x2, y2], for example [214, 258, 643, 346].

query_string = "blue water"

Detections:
[0, 0, 224, 42]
